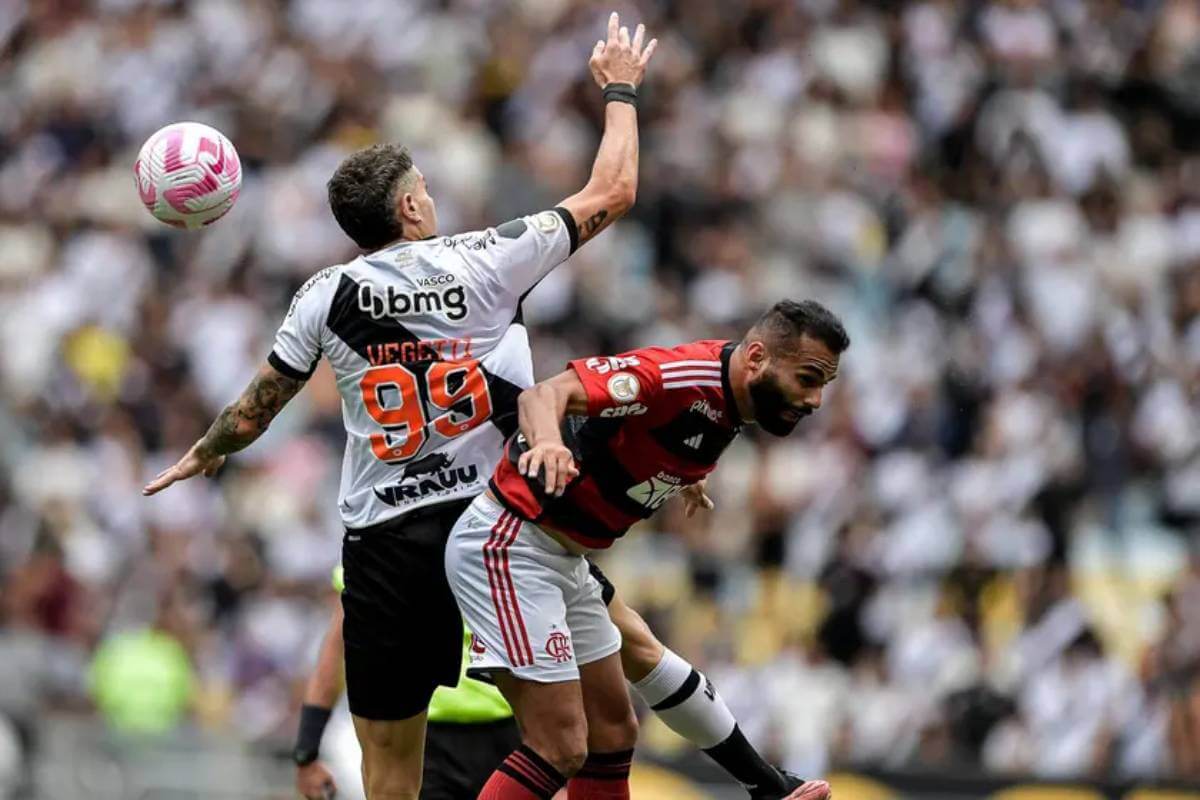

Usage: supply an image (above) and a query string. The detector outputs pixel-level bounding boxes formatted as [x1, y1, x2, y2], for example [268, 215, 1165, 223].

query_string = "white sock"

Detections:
[632, 649, 736, 749]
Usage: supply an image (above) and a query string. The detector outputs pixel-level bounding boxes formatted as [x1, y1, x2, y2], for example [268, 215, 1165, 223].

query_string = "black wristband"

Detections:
[602, 82, 637, 108]
[293, 704, 332, 767]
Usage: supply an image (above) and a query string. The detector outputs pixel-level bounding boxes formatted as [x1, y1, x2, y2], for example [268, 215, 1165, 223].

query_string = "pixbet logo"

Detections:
[357, 282, 468, 321]
[690, 399, 722, 422]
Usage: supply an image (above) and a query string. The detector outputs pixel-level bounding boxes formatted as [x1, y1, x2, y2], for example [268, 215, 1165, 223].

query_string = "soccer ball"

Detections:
[134, 122, 242, 229]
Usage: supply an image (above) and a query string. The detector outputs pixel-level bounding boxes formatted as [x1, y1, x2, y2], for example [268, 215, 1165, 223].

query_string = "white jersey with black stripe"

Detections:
[269, 208, 577, 530]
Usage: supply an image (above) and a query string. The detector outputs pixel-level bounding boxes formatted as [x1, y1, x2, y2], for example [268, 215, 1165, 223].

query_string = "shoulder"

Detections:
[286, 263, 344, 315]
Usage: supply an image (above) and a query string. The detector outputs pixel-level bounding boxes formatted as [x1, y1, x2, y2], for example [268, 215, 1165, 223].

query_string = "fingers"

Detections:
[798, 781, 831, 800]
[619, 25, 630, 48]
[607, 11, 619, 44]
[142, 466, 180, 496]
[519, 450, 540, 480]
[699, 490, 715, 511]
[632, 23, 645, 53]
[543, 451, 559, 495]
[592, 39, 605, 59]
[639, 37, 658, 67]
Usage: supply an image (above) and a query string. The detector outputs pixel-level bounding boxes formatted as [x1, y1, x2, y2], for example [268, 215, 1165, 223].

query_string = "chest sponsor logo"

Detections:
[584, 355, 640, 375]
[626, 472, 685, 510]
[599, 402, 647, 418]
[690, 399, 722, 422]
[357, 282, 468, 322]
[372, 453, 481, 506]
[606, 372, 640, 404]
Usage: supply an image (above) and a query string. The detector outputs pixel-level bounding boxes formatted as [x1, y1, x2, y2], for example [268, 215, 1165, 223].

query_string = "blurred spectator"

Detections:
[0, 0, 1198, 786]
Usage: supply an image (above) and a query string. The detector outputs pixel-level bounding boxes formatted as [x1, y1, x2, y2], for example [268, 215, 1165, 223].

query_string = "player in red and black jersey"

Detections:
[445, 300, 848, 800]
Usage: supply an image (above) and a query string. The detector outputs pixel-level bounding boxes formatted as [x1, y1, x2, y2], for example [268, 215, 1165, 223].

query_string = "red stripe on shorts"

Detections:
[497, 514, 535, 666]
[483, 511, 522, 666]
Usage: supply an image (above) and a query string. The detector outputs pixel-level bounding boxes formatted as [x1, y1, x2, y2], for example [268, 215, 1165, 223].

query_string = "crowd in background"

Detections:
[1, 0, 1199, 793]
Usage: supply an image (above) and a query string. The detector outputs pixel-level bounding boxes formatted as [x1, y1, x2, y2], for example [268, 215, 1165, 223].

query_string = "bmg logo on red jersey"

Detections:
[584, 355, 640, 374]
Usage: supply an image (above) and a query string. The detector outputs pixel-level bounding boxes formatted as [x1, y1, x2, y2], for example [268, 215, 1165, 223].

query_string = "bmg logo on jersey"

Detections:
[357, 281, 468, 322]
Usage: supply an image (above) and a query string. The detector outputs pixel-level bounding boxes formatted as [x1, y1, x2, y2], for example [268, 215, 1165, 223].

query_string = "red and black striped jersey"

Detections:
[490, 339, 743, 549]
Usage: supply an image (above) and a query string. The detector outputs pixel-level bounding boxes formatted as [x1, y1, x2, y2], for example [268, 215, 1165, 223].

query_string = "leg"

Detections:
[570, 653, 638, 800]
[445, 496, 591, 798]
[341, 502, 471, 800]
[609, 588, 826, 799]
[354, 712, 428, 800]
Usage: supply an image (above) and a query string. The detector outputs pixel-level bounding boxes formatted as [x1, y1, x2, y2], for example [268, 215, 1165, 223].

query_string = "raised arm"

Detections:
[516, 370, 589, 497]
[558, 12, 657, 247]
[142, 363, 304, 495]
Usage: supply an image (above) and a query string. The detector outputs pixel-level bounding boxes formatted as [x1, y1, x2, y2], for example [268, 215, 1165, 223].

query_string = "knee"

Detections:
[525, 711, 589, 777]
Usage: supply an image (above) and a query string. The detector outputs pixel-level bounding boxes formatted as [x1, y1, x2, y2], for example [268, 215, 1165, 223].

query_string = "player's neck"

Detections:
[727, 344, 755, 424]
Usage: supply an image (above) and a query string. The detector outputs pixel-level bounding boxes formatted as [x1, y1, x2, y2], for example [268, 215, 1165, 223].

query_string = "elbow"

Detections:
[609, 180, 636, 216]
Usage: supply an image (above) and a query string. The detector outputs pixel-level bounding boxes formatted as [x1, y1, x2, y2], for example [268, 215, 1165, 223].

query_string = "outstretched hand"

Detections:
[589, 11, 657, 89]
[142, 442, 225, 496]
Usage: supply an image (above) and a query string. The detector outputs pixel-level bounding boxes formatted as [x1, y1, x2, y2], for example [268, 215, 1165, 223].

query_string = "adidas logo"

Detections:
[684, 433, 704, 449]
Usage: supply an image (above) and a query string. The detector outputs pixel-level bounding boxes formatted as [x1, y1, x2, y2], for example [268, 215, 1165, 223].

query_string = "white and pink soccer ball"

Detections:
[134, 122, 242, 229]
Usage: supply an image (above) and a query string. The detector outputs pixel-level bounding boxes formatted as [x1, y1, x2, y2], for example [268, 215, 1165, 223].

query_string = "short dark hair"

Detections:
[748, 299, 850, 355]
[327, 143, 413, 250]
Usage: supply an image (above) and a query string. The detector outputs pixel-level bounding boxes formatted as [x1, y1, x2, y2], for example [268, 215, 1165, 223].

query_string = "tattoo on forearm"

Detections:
[579, 209, 608, 241]
[197, 369, 304, 457]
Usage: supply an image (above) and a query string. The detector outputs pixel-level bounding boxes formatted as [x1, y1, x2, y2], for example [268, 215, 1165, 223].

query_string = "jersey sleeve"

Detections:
[566, 349, 664, 417]
[479, 207, 578, 298]
[269, 266, 338, 380]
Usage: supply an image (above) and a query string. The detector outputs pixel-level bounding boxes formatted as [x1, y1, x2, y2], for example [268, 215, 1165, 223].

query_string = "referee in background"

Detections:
[293, 567, 519, 800]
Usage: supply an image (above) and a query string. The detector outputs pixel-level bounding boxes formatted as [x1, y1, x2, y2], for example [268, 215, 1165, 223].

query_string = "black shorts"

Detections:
[421, 719, 521, 799]
[341, 499, 473, 721]
[587, 559, 616, 607]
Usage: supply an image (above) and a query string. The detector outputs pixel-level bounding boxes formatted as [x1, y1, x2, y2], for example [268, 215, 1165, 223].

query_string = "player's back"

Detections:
[270, 210, 576, 529]
[491, 339, 744, 549]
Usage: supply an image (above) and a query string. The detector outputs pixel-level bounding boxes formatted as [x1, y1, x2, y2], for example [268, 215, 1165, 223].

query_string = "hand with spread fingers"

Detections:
[589, 11, 658, 89]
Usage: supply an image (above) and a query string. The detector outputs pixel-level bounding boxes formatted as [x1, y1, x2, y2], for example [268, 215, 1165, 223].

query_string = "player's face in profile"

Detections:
[748, 336, 839, 436]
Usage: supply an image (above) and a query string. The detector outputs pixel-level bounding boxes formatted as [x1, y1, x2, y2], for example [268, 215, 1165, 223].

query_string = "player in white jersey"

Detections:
[144, 13, 656, 799]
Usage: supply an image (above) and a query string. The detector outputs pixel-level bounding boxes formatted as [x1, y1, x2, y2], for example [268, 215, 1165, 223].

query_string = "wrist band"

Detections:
[603, 82, 637, 108]
[293, 704, 332, 767]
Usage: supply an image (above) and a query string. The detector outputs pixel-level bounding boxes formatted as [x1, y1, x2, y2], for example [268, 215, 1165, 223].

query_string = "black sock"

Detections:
[701, 725, 787, 796]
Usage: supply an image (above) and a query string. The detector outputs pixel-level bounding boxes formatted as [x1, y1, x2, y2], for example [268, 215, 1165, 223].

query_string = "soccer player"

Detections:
[294, 568, 519, 800]
[445, 300, 848, 800]
[295, 563, 825, 799]
[144, 12, 656, 798]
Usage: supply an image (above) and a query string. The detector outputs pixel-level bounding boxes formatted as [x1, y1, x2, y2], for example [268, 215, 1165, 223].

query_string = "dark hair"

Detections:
[327, 143, 413, 250]
[749, 299, 850, 354]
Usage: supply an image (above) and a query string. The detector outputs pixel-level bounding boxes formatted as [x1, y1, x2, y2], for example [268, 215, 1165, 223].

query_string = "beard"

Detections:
[749, 372, 811, 436]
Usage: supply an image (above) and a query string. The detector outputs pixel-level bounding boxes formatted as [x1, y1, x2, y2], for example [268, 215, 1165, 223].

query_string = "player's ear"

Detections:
[744, 340, 768, 375]
[397, 191, 422, 225]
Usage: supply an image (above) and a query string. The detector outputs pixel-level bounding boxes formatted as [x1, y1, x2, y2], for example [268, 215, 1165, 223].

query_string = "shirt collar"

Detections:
[720, 341, 743, 429]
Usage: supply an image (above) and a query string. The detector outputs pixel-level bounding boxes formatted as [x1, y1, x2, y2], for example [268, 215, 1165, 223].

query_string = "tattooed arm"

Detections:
[142, 363, 305, 496]
[558, 13, 655, 247]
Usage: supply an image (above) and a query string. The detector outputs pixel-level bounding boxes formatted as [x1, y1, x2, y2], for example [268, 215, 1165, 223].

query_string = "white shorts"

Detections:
[445, 493, 622, 683]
